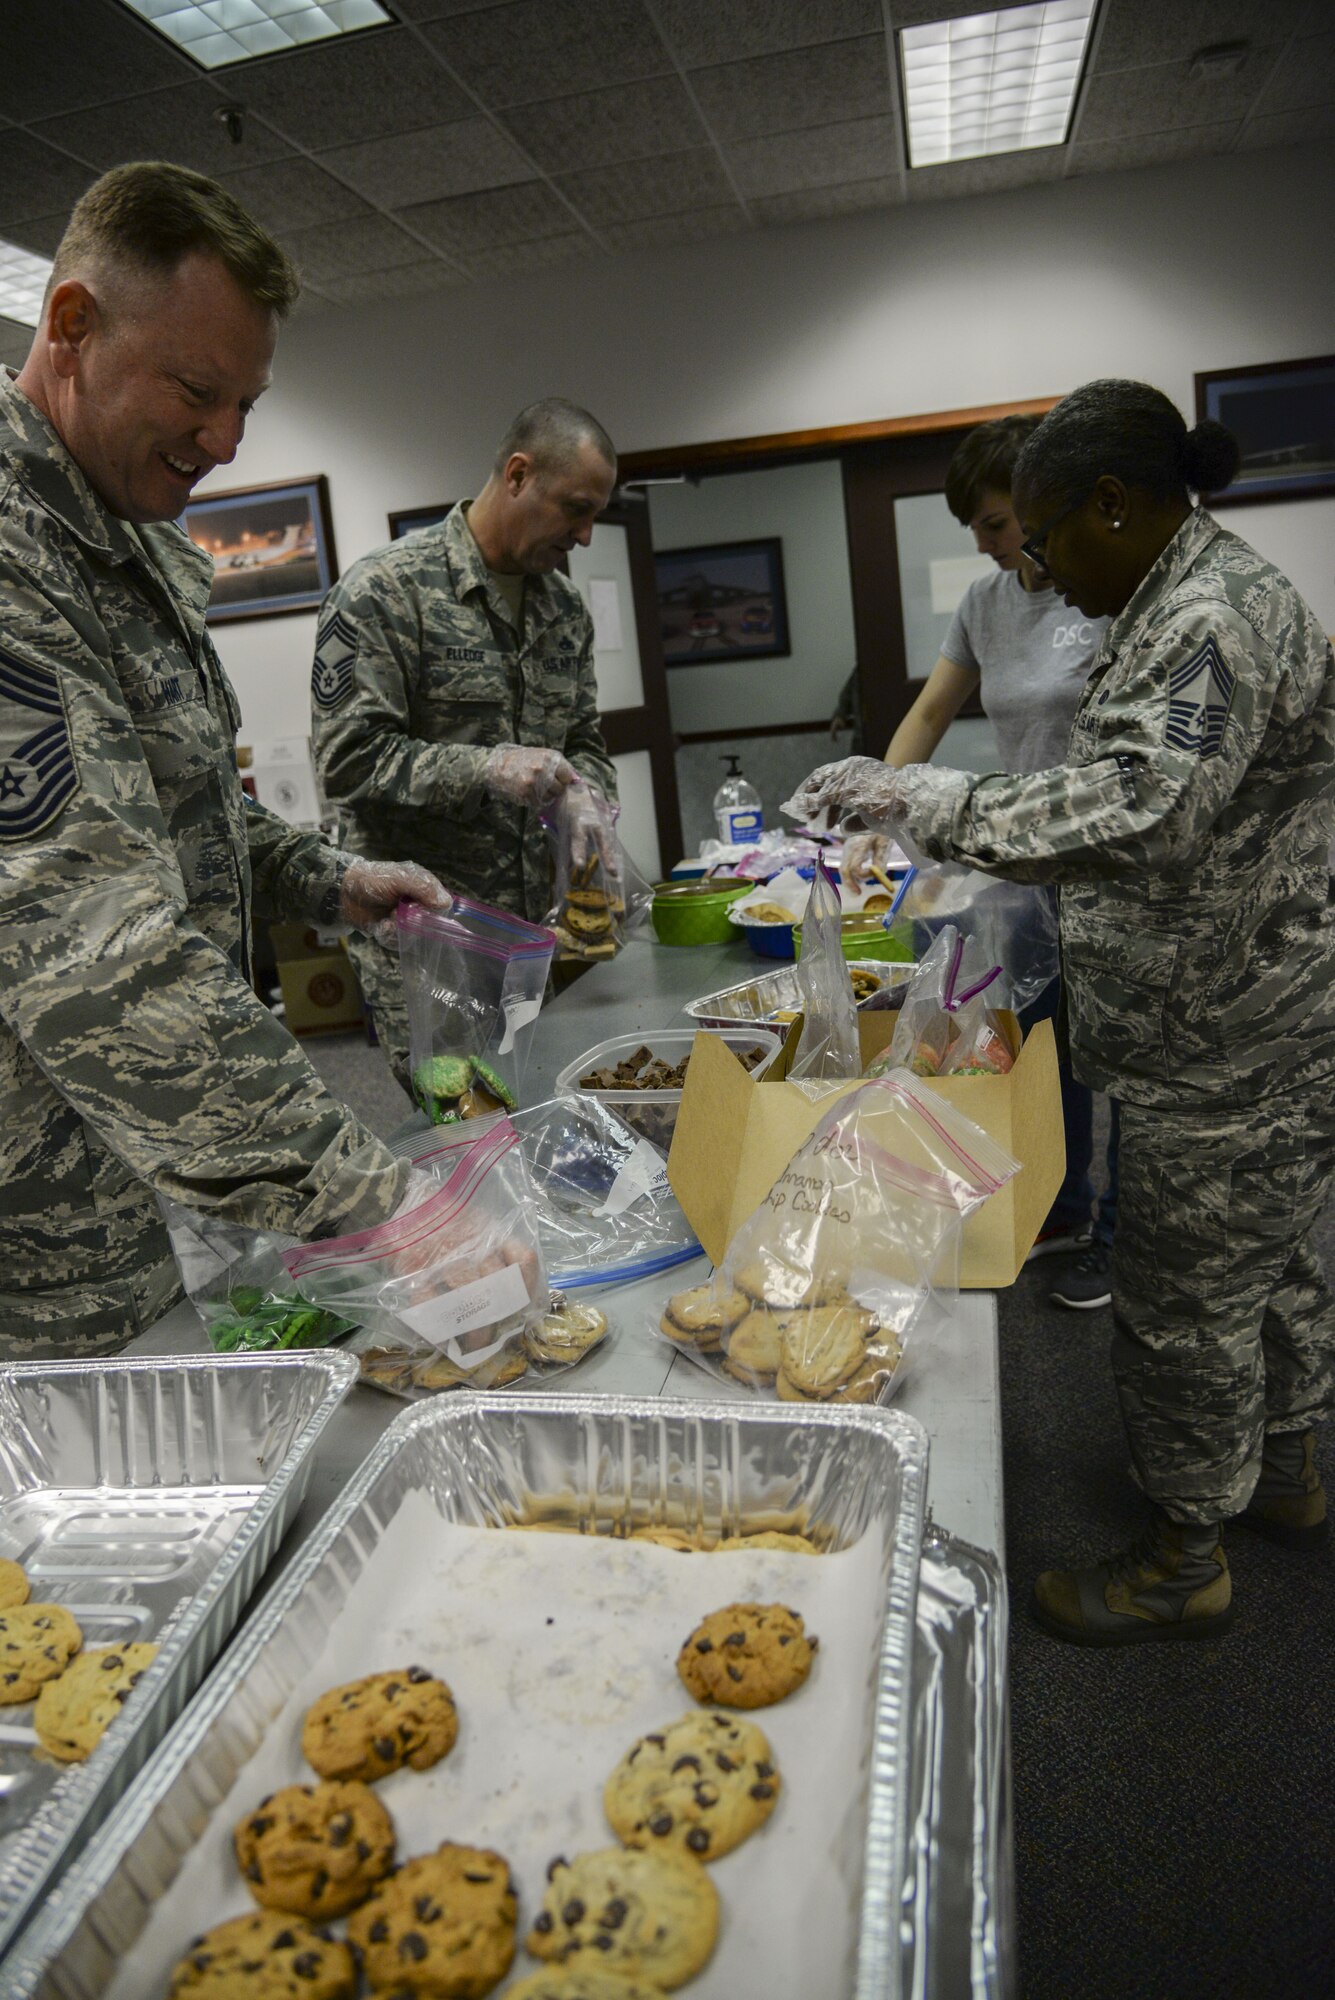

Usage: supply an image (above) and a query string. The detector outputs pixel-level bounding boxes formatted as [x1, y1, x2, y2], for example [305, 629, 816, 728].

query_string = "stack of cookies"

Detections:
[660, 1256, 904, 1404]
[358, 1296, 609, 1401]
[553, 855, 624, 965]
[0, 1556, 160, 1764]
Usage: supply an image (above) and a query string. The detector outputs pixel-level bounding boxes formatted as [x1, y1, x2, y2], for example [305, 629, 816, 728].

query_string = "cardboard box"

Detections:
[668, 1011, 1064, 1289]
[269, 922, 364, 1035]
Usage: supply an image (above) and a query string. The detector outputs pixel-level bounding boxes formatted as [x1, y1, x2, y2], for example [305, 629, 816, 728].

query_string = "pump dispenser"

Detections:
[713, 754, 763, 846]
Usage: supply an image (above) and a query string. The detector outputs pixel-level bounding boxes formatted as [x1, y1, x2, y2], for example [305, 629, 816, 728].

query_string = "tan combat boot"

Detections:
[1237, 1430, 1328, 1550]
[1031, 1513, 1233, 1647]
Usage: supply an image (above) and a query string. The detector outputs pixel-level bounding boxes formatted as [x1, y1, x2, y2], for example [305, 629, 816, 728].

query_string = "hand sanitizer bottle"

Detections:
[713, 754, 764, 845]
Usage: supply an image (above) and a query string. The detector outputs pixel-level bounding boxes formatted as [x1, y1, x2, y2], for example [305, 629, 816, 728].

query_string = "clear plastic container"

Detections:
[713, 754, 763, 845]
[555, 1027, 784, 1152]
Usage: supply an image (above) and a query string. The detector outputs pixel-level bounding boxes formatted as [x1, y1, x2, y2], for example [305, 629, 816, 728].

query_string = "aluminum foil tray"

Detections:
[0, 1352, 357, 1963]
[902, 1527, 1012, 2000]
[686, 959, 914, 1029]
[8, 1391, 928, 2000]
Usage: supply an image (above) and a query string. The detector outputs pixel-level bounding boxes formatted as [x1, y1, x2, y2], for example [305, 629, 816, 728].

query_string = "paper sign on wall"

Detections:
[589, 578, 624, 653]
[928, 553, 993, 615]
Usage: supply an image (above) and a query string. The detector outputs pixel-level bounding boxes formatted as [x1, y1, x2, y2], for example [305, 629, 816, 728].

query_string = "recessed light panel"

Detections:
[900, 1, 1097, 168]
[0, 240, 54, 330]
[121, 0, 393, 71]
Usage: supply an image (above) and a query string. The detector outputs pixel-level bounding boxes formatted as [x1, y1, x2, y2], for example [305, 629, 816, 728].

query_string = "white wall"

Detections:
[207, 140, 1335, 759]
[646, 459, 855, 735]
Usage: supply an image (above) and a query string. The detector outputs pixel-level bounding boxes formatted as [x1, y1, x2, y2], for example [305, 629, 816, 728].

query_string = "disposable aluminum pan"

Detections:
[7, 1391, 928, 2000]
[685, 959, 914, 1030]
[0, 1351, 357, 1962]
[902, 1525, 1013, 2000]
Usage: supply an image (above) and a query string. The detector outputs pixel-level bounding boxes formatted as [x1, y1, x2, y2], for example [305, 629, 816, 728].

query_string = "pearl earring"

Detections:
[1111, 519, 1122, 530]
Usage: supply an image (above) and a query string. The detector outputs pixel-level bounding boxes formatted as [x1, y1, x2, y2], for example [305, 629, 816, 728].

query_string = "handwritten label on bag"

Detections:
[397, 1259, 531, 1361]
[498, 995, 542, 1056]
[600, 1137, 670, 1216]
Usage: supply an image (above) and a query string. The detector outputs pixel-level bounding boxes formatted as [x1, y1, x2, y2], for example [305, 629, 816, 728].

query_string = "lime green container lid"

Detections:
[651, 878, 751, 946]
[794, 912, 913, 963]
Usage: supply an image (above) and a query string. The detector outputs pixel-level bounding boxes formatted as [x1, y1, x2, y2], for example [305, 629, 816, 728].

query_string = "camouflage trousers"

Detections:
[1112, 1091, 1335, 1526]
[344, 930, 412, 1093]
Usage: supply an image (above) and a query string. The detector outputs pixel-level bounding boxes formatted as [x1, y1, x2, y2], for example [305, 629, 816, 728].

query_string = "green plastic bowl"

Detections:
[651, 879, 752, 946]
[794, 913, 914, 963]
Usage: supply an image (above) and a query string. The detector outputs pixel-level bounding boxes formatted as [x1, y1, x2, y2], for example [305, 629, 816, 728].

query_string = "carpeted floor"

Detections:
[303, 1033, 1335, 1998]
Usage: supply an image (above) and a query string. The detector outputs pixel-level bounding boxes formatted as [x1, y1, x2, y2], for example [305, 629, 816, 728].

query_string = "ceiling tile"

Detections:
[1237, 102, 1335, 149]
[424, 0, 670, 108]
[1093, 0, 1313, 73]
[386, 0, 514, 14]
[653, 0, 879, 68]
[231, 29, 472, 152]
[1067, 122, 1242, 177]
[32, 83, 294, 178]
[396, 181, 576, 256]
[0, 131, 97, 230]
[2, 213, 70, 259]
[1253, 29, 1335, 115]
[554, 148, 733, 226]
[506, 76, 706, 172]
[1077, 47, 1285, 142]
[283, 214, 430, 284]
[0, 0, 189, 122]
[215, 158, 373, 234]
[601, 204, 748, 251]
[751, 173, 903, 224]
[689, 36, 893, 145]
[458, 231, 597, 278]
[906, 146, 1067, 203]
[318, 261, 464, 306]
[726, 114, 898, 199]
[319, 119, 533, 205]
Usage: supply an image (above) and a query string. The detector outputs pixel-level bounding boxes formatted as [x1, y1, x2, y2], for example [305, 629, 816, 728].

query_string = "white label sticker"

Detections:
[397, 1260, 531, 1364]
[600, 1136, 670, 1216]
[497, 995, 542, 1056]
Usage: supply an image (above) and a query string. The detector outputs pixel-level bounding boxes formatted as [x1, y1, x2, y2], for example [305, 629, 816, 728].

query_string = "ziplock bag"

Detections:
[159, 1197, 356, 1353]
[789, 859, 860, 1081]
[888, 858, 1058, 1012]
[655, 1072, 1017, 1404]
[541, 784, 653, 968]
[283, 1116, 550, 1395]
[397, 896, 555, 1123]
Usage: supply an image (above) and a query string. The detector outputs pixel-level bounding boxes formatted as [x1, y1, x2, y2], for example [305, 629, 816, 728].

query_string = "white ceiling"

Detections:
[1, 0, 1331, 365]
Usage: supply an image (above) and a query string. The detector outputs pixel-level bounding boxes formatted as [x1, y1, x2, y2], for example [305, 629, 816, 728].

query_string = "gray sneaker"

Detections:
[1049, 1240, 1112, 1310]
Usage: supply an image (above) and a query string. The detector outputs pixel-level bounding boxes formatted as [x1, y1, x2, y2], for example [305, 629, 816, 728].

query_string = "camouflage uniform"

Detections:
[899, 508, 1335, 1524]
[310, 502, 616, 1082]
[0, 372, 407, 1358]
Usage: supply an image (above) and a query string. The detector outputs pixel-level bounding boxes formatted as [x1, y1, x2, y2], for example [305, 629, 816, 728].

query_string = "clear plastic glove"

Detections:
[340, 858, 452, 946]
[565, 779, 617, 872]
[483, 744, 578, 808]
[841, 831, 896, 884]
[783, 757, 920, 834]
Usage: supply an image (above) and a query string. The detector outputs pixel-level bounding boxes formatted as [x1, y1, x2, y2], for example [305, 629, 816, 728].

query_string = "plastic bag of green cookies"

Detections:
[159, 1196, 359, 1353]
[397, 895, 556, 1124]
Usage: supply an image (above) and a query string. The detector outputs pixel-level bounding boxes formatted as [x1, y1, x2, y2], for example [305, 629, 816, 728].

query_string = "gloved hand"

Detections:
[840, 831, 896, 884]
[483, 744, 578, 808]
[783, 757, 920, 834]
[340, 858, 452, 946]
[564, 779, 617, 873]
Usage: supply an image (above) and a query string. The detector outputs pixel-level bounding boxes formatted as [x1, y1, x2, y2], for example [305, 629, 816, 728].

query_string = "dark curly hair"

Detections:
[1013, 379, 1241, 510]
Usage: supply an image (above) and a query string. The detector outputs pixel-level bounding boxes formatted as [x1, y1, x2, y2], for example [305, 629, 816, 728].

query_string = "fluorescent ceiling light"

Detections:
[900, 1, 1097, 168]
[0, 239, 54, 329]
[120, 0, 393, 71]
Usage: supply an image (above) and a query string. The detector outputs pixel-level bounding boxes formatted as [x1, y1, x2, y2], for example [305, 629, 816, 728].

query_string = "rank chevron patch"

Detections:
[1165, 635, 1235, 759]
[312, 606, 357, 712]
[0, 644, 78, 842]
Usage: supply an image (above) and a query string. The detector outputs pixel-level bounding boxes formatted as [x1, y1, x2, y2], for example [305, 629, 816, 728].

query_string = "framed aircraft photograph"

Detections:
[1193, 354, 1335, 506]
[654, 536, 790, 666]
[183, 475, 338, 622]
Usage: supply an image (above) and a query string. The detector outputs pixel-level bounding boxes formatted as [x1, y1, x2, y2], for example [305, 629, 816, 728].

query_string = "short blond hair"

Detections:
[51, 160, 299, 318]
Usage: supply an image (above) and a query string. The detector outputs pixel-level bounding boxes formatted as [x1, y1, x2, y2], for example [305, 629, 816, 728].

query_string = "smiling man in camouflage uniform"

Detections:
[310, 398, 618, 1086]
[0, 162, 452, 1357]
[790, 379, 1335, 1647]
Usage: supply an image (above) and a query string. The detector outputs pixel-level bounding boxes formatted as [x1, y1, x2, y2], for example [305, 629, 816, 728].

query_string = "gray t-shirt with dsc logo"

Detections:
[943, 568, 1107, 774]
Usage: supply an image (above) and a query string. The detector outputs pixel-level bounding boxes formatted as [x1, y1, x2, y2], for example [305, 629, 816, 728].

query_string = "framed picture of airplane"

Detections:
[183, 475, 338, 622]
[1193, 354, 1335, 506]
[654, 536, 790, 666]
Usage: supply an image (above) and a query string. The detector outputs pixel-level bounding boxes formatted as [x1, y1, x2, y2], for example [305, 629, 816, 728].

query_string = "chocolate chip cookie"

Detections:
[523, 1298, 608, 1366]
[0, 1558, 29, 1611]
[233, 1779, 395, 1919]
[301, 1667, 458, 1783]
[503, 1966, 676, 1998]
[659, 1283, 748, 1354]
[0, 1602, 82, 1704]
[719, 1307, 783, 1387]
[603, 1710, 780, 1861]
[526, 1847, 718, 1991]
[33, 1642, 158, 1760]
[346, 1841, 517, 1999]
[778, 1300, 879, 1397]
[166, 1910, 356, 2000]
[677, 1603, 817, 1710]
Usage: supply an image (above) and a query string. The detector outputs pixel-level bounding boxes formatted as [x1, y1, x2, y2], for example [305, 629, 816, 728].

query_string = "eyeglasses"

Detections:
[1020, 493, 1087, 578]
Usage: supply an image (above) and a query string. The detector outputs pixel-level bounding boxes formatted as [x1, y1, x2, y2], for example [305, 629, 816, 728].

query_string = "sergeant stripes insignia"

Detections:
[1164, 635, 1235, 759]
[0, 643, 78, 842]
[312, 607, 357, 712]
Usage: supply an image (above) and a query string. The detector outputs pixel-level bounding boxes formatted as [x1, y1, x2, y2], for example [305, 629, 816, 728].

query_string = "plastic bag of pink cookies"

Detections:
[656, 1072, 1017, 1404]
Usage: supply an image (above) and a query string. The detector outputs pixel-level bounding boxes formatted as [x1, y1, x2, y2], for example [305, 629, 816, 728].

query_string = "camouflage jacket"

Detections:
[310, 502, 617, 923]
[904, 508, 1335, 1109]
[0, 372, 406, 1356]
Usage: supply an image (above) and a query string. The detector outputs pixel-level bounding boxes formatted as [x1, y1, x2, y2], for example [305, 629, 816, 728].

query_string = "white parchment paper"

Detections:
[110, 1496, 893, 1998]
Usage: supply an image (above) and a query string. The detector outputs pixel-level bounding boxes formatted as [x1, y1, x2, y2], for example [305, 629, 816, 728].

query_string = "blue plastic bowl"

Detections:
[744, 922, 796, 960]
